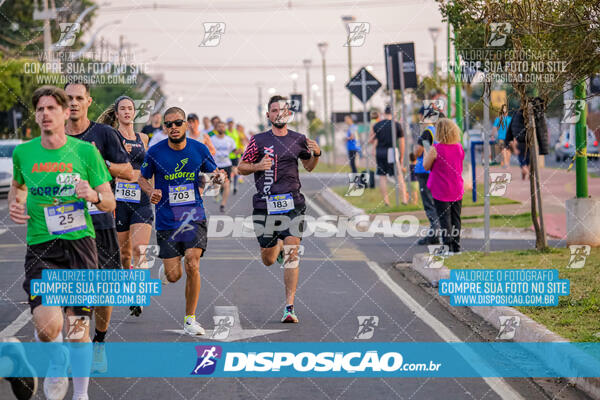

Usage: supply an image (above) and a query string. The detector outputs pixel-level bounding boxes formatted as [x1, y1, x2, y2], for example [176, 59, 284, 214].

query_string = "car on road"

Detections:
[0, 140, 22, 195]
[554, 125, 599, 162]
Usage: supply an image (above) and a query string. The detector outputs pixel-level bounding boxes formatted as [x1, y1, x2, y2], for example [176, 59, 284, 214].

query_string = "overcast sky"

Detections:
[91, 0, 447, 130]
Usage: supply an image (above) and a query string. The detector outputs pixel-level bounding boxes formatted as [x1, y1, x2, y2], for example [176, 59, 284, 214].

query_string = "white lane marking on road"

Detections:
[366, 261, 524, 400]
[164, 305, 287, 342]
[0, 309, 31, 338]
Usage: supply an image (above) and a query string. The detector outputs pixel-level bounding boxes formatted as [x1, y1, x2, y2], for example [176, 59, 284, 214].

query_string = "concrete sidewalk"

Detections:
[310, 161, 600, 239]
[472, 164, 600, 239]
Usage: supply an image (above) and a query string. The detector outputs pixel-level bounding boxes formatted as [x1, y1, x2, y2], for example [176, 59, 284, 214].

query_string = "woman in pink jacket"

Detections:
[423, 118, 464, 254]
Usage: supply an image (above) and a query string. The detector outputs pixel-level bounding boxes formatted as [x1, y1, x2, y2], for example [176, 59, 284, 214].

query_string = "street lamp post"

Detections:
[257, 82, 264, 131]
[290, 72, 299, 93]
[342, 15, 356, 112]
[428, 27, 441, 83]
[303, 59, 312, 113]
[303, 59, 312, 135]
[290, 72, 299, 126]
[318, 42, 332, 165]
[327, 74, 335, 120]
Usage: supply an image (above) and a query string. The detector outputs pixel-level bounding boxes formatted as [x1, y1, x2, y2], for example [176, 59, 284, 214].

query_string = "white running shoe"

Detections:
[183, 316, 205, 336]
[72, 395, 89, 400]
[43, 377, 68, 400]
[91, 342, 107, 374]
[44, 346, 69, 400]
[158, 264, 169, 285]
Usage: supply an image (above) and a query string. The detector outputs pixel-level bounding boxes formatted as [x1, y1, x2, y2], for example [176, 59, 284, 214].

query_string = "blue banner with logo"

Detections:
[439, 269, 569, 306]
[2, 342, 599, 378]
[30, 269, 161, 307]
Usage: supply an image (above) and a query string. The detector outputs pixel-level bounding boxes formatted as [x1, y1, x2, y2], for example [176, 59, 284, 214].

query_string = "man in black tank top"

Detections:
[64, 82, 134, 378]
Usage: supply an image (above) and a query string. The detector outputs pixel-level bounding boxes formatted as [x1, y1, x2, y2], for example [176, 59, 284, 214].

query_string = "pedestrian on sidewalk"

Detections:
[368, 106, 408, 206]
[408, 152, 419, 206]
[413, 107, 441, 245]
[505, 98, 549, 180]
[492, 104, 512, 168]
[423, 118, 464, 254]
[345, 115, 361, 173]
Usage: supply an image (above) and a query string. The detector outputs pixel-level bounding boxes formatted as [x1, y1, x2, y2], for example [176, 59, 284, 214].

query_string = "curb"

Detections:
[321, 187, 364, 217]
[459, 227, 536, 240]
[409, 253, 600, 399]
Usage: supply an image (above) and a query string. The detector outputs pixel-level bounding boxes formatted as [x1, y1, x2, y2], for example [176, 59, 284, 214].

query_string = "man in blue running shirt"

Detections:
[139, 106, 224, 336]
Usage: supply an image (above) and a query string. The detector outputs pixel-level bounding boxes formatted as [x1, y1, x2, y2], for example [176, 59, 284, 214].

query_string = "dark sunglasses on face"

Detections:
[164, 119, 185, 128]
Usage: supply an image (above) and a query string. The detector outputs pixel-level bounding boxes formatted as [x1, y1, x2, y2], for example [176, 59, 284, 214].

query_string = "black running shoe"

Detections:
[1, 337, 38, 400]
[129, 305, 143, 317]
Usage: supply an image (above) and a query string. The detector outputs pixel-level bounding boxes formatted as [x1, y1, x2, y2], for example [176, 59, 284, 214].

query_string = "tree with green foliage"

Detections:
[438, 0, 600, 250]
[0, 0, 96, 57]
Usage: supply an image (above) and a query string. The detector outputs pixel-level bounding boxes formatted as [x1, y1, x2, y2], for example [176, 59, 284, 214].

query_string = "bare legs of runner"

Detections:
[260, 236, 300, 306]
[162, 248, 203, 316]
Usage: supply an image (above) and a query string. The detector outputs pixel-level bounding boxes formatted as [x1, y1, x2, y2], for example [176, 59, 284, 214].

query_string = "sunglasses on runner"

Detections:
[164, 119, 185, 128]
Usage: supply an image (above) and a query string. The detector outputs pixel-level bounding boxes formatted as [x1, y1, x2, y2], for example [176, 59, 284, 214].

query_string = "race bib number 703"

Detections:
[169, 183, 196, 206]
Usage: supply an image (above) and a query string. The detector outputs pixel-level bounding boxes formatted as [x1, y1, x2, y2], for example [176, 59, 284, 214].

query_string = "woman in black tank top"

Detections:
[110, 96, 154, 316]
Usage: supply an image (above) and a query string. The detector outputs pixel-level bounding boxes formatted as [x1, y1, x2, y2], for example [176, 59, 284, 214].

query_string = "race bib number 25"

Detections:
[44, 202, 87, 235]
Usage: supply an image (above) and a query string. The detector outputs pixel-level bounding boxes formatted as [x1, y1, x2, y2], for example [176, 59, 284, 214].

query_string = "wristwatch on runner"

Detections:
[313, 150, 321, 157]
[105, 160, 111, 168]
[92, 191, 103, 205]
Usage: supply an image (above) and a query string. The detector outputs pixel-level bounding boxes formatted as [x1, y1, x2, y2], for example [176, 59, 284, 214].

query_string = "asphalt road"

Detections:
[0, 174, 588, 400]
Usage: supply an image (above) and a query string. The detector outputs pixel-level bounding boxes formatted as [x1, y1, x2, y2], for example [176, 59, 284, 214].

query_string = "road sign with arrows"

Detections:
[346, 67, 382, 104]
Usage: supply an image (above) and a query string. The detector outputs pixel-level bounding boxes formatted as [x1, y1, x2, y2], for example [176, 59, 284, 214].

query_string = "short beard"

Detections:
[272, 121, 286, 129]
[169, 135, 185, 144]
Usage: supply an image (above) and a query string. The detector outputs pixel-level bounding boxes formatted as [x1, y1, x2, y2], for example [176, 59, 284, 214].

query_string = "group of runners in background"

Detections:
[5, 82, 320, 400]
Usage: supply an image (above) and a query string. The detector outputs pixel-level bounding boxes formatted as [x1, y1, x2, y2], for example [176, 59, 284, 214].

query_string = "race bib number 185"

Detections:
[116, 182, 141, 203]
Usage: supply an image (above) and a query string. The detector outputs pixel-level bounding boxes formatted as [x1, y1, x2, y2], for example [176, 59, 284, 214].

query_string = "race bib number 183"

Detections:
[267, 193, 294, 215]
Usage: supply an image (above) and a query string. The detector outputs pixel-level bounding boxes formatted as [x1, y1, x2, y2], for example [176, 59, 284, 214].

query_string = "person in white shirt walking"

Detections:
[211, 121, 239, 212]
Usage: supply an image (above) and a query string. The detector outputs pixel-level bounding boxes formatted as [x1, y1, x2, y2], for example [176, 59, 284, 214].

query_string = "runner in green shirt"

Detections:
[225, 117, 244, 194]
[8, 85, 115, 400]
[12, 135, 111, 244]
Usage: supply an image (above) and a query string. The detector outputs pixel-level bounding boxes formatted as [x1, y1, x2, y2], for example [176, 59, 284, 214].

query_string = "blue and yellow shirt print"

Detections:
[140, 139, 216, 232]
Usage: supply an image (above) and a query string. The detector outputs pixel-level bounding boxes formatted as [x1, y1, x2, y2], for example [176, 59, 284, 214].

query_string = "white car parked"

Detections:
[0, 140, 23, 195]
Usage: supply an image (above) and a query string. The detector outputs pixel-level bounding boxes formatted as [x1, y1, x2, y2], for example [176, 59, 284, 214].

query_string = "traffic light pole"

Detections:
[447, 21, 452, 118]
[386, 50, 400, 207]
[574, 80, 588, 198]
[454, 31, 463, 141]
[360, 69, 371, 175]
